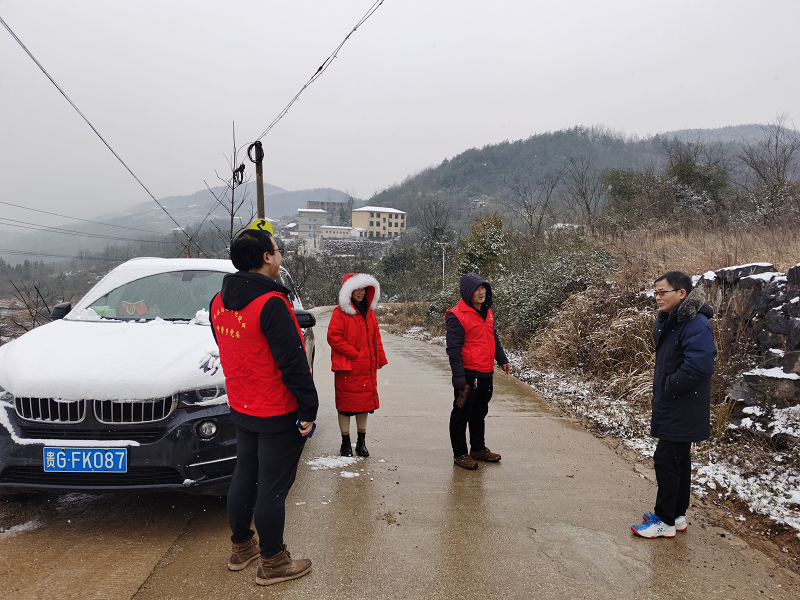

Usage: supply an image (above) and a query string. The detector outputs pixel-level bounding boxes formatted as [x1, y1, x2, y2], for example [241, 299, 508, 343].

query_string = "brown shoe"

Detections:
[256, 544, 312, 586]
[470, 447, 501, 462]
[454, 454, 478, 470]
[228, 537, 260, 571]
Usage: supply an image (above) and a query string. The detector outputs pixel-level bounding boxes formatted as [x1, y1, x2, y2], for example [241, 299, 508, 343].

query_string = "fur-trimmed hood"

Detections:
[676, 286, 714, 322]
[338, 273, 381, 316]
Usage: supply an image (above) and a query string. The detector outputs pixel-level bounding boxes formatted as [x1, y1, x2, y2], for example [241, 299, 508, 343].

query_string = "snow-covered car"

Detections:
[0, 258, 315, 496]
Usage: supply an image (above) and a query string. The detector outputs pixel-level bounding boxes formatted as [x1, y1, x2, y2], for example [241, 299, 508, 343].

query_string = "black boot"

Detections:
[355, 432, 369, 457]
[340, 434, 353, 457]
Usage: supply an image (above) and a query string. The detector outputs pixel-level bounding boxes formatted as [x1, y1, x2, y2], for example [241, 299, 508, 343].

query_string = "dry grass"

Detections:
[599, 223, 800, 292]
[528, 288, 657, 407]
[374, 302, 428, 335]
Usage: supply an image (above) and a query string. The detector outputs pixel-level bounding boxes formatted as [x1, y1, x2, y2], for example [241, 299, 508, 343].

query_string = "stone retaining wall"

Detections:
[697, 262, 800, 438]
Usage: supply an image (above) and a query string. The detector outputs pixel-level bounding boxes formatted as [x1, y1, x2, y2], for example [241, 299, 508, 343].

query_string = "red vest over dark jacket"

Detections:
[210, 291, 304, 417]
[446, 299, 496, 373]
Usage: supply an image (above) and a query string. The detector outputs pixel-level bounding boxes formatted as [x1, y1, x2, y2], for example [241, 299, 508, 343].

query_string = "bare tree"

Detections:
[418, 197, 453, 246]
[502, 169, 562, 241]
[8, 280, 63, 332]
[739, 114, 800, 190]
[563, 156, 604, 234]
[204, 123, 257, 254]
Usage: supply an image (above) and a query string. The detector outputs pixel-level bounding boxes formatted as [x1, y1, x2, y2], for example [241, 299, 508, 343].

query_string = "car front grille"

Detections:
[0, 465, 184, 487]
[94, 397, 178, 424]
[14, 397, 87, 423]
[18, 426, 165, 443]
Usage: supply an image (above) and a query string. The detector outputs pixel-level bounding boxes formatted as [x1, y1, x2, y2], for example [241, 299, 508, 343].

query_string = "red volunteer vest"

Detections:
[210, 291, 305, 417]
[446, 299, 496, 373]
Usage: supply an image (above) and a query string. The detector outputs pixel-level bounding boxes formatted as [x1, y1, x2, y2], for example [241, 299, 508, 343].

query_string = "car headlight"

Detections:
[0, 385, 14, 403]
[176, 384, 226, 406]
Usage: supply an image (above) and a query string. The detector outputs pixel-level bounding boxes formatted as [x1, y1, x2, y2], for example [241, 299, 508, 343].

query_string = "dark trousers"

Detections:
[653, 439, 692, 527]
[449, 375, 493, 456]
[227, 423, 306, 556]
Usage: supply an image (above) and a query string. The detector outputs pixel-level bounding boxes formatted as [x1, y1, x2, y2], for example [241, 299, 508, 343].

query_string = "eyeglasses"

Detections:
[653, 289, 678, 298]
[270, 247, 285, 256]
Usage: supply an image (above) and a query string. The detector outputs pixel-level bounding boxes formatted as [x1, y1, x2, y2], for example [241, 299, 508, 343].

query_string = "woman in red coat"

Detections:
[327, 273, 388, 457]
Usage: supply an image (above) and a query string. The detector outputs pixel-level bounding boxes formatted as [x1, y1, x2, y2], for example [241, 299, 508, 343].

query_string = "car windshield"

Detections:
[88, 270, 226, 321]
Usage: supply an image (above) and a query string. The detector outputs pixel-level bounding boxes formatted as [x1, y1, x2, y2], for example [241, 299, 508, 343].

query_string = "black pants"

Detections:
[653, 439, 692, 527]
[227, 421, 306, 557]
[449, 375, 493, 457]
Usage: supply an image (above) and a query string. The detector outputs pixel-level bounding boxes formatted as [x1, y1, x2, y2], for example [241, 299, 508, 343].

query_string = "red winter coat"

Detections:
[327, 273, 388, 413]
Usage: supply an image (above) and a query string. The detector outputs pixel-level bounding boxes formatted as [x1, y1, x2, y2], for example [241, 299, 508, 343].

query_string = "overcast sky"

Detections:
[2, 0, 799, 230]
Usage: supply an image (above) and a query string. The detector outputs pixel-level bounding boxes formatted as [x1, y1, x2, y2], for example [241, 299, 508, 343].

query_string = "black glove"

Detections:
[452, 376, 467, 391]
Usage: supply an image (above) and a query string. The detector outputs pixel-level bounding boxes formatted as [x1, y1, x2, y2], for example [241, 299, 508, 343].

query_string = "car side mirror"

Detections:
[294, 309, 316, 329]
[51, 302, 73, 320]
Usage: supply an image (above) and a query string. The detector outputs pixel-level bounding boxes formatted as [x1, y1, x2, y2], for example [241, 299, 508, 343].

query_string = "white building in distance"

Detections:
[351, 206, 407, 240]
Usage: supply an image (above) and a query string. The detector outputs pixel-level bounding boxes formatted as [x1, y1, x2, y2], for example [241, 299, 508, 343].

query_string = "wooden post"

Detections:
[248, 141, 266, 219]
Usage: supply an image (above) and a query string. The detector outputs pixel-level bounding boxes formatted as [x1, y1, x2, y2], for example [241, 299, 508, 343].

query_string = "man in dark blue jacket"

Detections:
[632, 271, 716, 539]
[446, 273, 510, 470]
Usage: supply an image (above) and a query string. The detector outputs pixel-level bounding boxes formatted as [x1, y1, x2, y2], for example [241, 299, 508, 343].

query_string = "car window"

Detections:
[87, 270, 226, 321]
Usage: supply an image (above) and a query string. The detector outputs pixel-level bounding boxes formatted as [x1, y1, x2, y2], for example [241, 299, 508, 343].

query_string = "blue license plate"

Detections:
[43, 447, 128, 473]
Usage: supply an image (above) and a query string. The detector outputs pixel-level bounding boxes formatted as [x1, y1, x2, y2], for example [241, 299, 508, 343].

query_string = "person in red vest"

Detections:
[327, 273, 388, 457]
[209, 229, 318, 586]
[446, 272, 511, 470]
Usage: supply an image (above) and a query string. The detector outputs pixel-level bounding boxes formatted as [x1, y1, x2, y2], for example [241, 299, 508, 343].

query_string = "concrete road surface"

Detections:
[1, 307, 798, 599]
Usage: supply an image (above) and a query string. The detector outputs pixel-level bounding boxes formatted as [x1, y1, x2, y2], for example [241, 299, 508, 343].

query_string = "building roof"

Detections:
[322, 226, 352, 231]
[297, 208, 327, 213]
[352, 205, 406, 214]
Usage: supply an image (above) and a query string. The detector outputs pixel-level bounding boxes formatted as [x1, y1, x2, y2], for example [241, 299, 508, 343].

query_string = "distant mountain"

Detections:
[0, 183, 352, 264]
[367, 124, 772, 226]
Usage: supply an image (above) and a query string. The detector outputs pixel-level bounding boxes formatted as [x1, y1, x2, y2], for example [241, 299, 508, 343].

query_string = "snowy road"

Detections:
[1, 307, 798, 599]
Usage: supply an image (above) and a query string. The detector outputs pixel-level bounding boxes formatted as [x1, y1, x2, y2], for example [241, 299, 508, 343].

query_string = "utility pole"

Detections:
[248, 141, 265, 219]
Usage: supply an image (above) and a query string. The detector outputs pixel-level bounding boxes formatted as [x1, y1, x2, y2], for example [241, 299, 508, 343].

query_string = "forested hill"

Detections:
[367, 125, 764, 222]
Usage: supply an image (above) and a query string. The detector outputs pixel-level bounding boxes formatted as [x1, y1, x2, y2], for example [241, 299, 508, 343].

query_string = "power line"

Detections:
[0, 248, 125, 262]
[0, 200, 167, 235]
[0, 216, 175, 244]
[0, 14, 208, 257]
[254, 0, 386, 143]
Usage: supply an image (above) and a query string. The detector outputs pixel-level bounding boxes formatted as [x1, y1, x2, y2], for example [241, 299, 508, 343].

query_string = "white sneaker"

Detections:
[632, 516, 676, 538]
[643, 512, 687, 532]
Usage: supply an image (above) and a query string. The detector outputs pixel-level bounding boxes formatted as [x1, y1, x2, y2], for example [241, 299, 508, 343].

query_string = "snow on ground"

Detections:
[507, 348, 800, 537]
[306, 455, 361, 470]
[0, 519, 42, 539]
[340, 472, 360, 478]
[392, 326, 446, 346]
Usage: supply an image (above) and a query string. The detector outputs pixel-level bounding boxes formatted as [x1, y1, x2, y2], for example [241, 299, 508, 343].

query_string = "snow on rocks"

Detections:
[744, 367, 800, 380]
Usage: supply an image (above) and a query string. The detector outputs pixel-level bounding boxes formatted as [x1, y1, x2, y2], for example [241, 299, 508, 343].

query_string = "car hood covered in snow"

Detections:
[0, 318, 224, 401]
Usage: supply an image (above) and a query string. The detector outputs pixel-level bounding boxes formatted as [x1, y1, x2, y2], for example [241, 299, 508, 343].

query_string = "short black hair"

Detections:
[229, 230, 275, 272]
[655, 271, 693, 294]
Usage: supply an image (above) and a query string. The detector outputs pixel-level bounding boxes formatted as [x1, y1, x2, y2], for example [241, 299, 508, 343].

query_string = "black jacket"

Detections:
[446, 272, 508, 388]
[210, 271, 318, 423]
[651, 287, 716, 442]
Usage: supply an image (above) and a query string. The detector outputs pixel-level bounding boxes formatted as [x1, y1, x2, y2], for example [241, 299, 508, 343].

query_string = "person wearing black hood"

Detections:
[210, 229, 318, 585]
[632, 271, 717, 539]
[446, 272, 511, 470]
